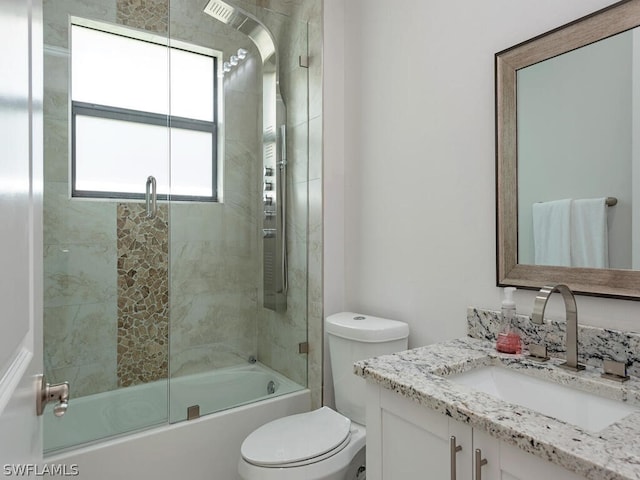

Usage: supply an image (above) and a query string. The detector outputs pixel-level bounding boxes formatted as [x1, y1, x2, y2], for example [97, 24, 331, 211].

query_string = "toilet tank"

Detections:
[326, 312, 409, 426]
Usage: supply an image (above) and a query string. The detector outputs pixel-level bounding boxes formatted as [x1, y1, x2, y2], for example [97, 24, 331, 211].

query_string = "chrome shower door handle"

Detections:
[146, 175, 157, 219]
[36, 374, 70, 417]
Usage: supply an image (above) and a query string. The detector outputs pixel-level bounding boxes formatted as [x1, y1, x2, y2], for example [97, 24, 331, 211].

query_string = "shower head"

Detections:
[203, 0, 275, 61]
[203, 0, 241, 27]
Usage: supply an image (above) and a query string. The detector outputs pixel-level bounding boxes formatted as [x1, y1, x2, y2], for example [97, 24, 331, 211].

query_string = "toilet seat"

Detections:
[241, 407, 352, 468]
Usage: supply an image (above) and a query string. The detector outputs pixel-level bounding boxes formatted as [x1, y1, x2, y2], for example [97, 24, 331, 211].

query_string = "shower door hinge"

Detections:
[298, 342, 309, 354]
[299, 55, 309, 68]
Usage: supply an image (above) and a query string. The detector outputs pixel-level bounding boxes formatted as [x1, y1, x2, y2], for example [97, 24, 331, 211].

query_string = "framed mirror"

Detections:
[496, 0, 640, 299]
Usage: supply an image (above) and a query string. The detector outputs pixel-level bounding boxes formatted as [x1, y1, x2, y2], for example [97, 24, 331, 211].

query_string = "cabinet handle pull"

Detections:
[450, 436, 462, 480]
[475, 449, 488, 480]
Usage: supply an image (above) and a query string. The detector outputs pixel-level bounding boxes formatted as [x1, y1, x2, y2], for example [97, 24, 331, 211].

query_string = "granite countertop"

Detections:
[354, 337, 640, 480]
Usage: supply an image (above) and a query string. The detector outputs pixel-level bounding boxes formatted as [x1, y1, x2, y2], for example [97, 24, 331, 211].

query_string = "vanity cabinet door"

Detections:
[366, 381, 588, 480]
[366, 383, 473, 480]
[473, 429, 586, 480]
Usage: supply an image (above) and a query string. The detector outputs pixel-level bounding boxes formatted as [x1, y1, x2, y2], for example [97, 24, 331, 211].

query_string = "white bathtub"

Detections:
[45, 363, 309, 479]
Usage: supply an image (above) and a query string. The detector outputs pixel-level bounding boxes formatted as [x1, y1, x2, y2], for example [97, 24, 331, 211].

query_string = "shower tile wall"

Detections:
[254, 8, 308, 390]
[168, 0, 320, 396]
[44, 0, 174, 394]
[307, 3, 323, 410]
[168, 1, 262, 377]
[115, 1, 170, 386]
[43, 0, 323, 407]
[43, 0, 119, 397]
[253, 0, 324, 409]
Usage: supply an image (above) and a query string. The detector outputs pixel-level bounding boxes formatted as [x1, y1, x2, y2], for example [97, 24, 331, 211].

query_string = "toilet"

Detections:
[238, 312, 409, 480]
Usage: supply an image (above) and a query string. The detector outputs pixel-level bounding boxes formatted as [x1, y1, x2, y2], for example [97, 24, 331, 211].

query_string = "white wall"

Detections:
[323, 0, 640, 366]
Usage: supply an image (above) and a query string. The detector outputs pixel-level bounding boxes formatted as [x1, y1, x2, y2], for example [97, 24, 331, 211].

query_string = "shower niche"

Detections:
[42, 0, 310, 453]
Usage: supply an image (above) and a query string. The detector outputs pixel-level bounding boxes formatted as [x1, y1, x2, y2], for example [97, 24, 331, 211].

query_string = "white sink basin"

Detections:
[448, 366, 637, 432]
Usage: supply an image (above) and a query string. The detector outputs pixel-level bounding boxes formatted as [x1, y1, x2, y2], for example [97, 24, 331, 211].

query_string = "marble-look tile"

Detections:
[43, 119, 69, 184]
[259, 0, 303, 17]
[169, 203, 224, 243]
[170, 344, 249, 378]
[307, 177, 322, 408]
[43, 90, 68, 123]
[307, 177, 321, 279]
[355, 337, 640, 480]
[308, 116, 322, 181]
[44, 302, 117, 370]
[44, 183, 116, 246]
[224, 89, 260, 142]
[44, 50, 69, 99]
[307, 298, 323, 409]
[44, 243, 117, 308]
[257, 286, 308, 387]
[170, 240, 257, 291]
[307, 19, 322, 122]
[230, 0, 259, 17]
[44, 0, 117, 48]
[170, 291, 257, 347]
[258, 339, 306, 387]
[47, 361, 118, 398]
[287, 178, 309, 249]
[281, 63, 310, 129]
[223, 158, 259, 225]
[288, 121, 309, 185]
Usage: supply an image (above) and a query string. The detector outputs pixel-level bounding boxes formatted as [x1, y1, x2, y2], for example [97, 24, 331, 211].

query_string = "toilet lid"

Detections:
[241, 407, 351, 467]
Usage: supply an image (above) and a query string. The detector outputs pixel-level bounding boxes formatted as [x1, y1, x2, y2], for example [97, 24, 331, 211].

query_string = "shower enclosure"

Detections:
[42, 0, 310, 452]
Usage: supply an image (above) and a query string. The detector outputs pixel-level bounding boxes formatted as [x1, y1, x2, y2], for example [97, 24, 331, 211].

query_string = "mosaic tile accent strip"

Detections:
[117, 203, 169, 387]
[467, 307, 640, 377]
[117, 0, 168, 34]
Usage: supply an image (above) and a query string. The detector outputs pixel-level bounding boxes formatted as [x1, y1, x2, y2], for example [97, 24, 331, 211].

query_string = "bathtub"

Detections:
[45, 363, 309, 480]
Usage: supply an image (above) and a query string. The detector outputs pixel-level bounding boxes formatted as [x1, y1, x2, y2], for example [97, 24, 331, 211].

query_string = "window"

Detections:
[70, 22, 219, 201]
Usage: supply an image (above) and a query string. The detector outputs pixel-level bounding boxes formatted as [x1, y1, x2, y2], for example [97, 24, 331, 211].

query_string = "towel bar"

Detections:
[535, 197, 617, 206]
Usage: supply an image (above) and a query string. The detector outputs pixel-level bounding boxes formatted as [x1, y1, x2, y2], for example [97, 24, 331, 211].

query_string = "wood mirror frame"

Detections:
[496, 0, 640, 300]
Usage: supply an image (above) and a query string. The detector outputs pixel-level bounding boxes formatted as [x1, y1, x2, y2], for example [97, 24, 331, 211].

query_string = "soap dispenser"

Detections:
[496, 287, 522, 354]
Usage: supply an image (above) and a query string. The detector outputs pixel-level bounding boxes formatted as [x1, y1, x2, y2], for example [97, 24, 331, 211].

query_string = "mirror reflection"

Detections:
[517, 28, 638, 270]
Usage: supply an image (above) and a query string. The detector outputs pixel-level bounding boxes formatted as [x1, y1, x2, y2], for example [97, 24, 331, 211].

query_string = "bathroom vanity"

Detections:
[355, 337, 640, 480]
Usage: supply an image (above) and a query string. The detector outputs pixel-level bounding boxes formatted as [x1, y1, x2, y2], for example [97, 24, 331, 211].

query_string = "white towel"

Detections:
[532, 199, 572, 266]
[571, 198, 608, 268]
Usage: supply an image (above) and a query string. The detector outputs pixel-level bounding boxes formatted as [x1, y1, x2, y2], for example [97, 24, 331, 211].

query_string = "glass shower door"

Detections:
[167, 2, 309, 422]
[42, 0, 171, 453]
[42, 0, 311, 451]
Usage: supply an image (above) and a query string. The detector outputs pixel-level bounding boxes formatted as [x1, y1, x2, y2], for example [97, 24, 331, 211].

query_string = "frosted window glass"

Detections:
[71, 23, 217, 200]
[170, 50, 214, 121]
[72, 25, 169, 115]
[75, 116, 170, 194]
[170, 129, 213, 197]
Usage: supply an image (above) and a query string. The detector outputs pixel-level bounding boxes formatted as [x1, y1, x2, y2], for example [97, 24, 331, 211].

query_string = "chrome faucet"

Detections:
[531, 284, 585, 372]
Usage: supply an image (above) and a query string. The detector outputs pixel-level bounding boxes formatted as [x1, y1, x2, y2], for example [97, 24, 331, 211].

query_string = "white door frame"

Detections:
[0, 0, 44, 467]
